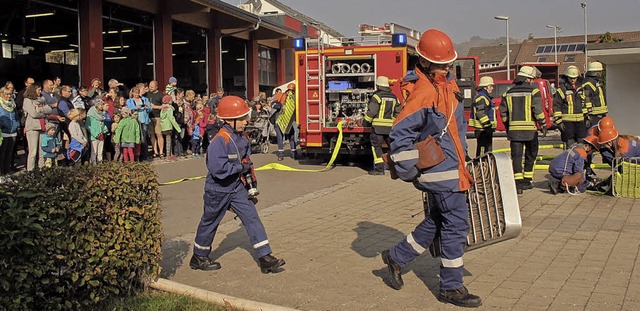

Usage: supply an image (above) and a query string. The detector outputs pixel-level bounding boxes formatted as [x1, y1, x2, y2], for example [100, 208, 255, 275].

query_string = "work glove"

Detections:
[540, 126, 548, 138]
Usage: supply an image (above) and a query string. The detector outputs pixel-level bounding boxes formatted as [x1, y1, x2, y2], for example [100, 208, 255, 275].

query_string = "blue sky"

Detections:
[225, 0, 640, 43]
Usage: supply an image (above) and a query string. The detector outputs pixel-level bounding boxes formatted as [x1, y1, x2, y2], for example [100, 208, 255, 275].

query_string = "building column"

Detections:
[246, 33, 259, 99]
[78, 0, 103, 87]
[207, 28, 222, 94]
[276, 46, 287, 86]
[154, 13, 172, 86]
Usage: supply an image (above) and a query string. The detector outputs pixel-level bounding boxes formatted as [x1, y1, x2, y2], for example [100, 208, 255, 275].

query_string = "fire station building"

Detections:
[0, 0, 342, 98]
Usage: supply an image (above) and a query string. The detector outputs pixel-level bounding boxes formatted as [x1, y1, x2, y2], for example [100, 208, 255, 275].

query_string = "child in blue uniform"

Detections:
[191, 96, 285, 273]
[548, 136, 598, 194]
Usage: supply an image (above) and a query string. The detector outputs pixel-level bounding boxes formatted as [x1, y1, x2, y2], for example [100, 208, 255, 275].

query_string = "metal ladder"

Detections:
[304, 36, 324, 133]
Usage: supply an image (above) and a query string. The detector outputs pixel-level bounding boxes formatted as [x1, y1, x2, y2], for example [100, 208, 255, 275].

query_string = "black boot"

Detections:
[548, 179, 560, 194]
[259, 254, 285, 274]
[381, 250, 403, 290]
[516, 180, 524, 195]
[523, 178, 534, 190]
[277, 153, 284, 161]
[189, 255, 221, 271]
[438, 286, 482, 308]
[368, 164, 385, 176]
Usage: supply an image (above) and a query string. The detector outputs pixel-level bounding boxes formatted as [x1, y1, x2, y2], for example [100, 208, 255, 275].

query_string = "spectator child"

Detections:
[190, 111, 204, 158]
[165, 77, 177, 104]
[111, 114, 122, 162]
[160, 95, 182, 161]
[40, 123, 61, 167]
[206, 111, 224, 138]
[66, 109, 87, 165]
[114, 107, 141, 163]
[86, 98, 109, 164]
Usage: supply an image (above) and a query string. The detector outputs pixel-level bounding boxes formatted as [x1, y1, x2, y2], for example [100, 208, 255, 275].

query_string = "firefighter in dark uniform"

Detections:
[190, 96, 285, 273]
[400, 70, 419, 104]
[469, 76, 497, 156]
[554, 65, 587, 149]
[380, 29, 482, 308]
[500, 65, 547, 194]
[582, 61, 608, 126]
[364, 76, 400, 175]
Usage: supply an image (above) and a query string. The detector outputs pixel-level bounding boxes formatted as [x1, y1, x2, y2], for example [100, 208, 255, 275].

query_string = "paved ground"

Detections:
[155, 134, 640, 311]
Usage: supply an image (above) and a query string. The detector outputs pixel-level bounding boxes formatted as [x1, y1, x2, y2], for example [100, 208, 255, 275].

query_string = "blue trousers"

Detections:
[389, 191, 469, 291]
[275, 121, 297, 156]
[193, 182, 272, 258]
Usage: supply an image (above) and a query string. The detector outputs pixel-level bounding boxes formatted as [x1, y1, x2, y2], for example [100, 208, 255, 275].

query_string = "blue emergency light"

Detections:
[293, 38, 306, 51]
[392, 33, 407, 47]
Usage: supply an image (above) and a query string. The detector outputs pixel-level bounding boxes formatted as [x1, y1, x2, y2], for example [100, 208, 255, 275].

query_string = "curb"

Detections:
[150, 278, 300, 311]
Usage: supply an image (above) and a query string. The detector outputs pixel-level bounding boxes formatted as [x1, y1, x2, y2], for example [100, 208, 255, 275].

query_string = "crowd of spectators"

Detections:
[0, 75, 280, 179]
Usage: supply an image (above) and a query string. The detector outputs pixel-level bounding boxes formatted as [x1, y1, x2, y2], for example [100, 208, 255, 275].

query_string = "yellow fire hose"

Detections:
[160, 128, 610, 186]
[494, 143, 611, 170]
[160, 121, 346, 186]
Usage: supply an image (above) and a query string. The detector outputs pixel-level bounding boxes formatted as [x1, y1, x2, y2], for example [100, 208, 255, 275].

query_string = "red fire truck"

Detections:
[294, 24, 479, 159]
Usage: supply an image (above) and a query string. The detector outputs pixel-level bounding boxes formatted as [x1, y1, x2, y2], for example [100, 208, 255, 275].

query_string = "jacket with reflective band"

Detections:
[365, 89, 400, 134]
[500, 82, 546, 141]
[582, 76, 607, 115]
[616, 137, 640, 159]
[554, 81, 587, 122]
[548, 146, 587, 181]
[389, 67, 471, 193]
[469, 89, 497, 129]
[205, 123, 251, 192]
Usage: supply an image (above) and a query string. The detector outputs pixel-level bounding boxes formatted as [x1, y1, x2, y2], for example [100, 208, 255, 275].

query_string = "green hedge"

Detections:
[0, 162, 163, 310]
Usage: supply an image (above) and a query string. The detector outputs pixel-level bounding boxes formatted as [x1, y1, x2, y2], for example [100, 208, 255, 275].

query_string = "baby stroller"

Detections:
[245, 108, 272, 154]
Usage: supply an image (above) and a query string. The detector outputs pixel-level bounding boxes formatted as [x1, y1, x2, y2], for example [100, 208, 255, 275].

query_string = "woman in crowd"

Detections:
[126, 87, 151, 159]
[23, 83, 53, 171]
[0, 87, 19, 175]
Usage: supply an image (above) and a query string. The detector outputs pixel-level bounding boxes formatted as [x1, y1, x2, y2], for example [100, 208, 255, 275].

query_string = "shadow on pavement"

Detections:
[210, 226, 257, 265]
[351, 220, 458, 296]
[160, 239, 190, 278]
[351, 221, 405, 258]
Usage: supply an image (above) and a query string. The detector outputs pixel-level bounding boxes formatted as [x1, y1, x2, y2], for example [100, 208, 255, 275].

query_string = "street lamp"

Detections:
[494, 16, 510, 80]
[581, 2, 588, 71]
[546, 25, 559, 63]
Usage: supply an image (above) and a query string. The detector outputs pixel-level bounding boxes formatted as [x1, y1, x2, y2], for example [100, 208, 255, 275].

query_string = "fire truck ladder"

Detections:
[304, 37, 324, 133]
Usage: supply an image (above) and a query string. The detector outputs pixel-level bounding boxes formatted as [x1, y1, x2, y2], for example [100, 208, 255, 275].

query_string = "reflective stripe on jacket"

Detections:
[469, 89, 497, 129]
[500, 82, 546, 141]
[554, 81, 587, 122]
[365, 89, 400, 134]
[582, 77, 607, 115]
[389, 67, 471, 193]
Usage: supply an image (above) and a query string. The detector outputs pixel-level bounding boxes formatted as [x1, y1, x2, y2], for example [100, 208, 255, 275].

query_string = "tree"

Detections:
[597, 32, 621, 43]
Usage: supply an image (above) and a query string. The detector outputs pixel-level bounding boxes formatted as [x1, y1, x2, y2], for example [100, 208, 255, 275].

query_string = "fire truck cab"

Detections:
[294, 24, 479, 159]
